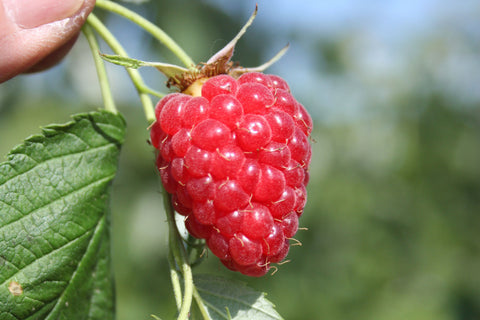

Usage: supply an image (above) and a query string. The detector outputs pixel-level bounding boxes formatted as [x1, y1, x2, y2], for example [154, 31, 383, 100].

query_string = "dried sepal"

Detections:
[101, 5, 288, 93]
[206, 4, 258, 66]
[229, 44, 290, 78]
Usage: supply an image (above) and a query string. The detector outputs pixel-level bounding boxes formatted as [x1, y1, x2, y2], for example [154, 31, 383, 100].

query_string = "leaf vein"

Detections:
[0, 198, 24, 217]
[46, 217, 106, 319]
[0, 228, 92, 288]
[199, 299, 229, 319]
[0, 143, 114, 189]
[196, 287, 281, 318]
[0, 171, 115, 233]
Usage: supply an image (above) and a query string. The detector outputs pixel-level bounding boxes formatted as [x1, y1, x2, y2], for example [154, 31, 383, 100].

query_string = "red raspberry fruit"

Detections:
[151, 72, 312, 276]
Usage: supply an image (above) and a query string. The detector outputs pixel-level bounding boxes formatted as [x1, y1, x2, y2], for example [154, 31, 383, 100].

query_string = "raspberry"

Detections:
[151, 72, 312, 276]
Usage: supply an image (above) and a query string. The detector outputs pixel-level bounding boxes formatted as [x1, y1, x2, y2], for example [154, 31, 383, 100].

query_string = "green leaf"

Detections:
[194, 274, 284, 320]
[0, 110, 126, 320]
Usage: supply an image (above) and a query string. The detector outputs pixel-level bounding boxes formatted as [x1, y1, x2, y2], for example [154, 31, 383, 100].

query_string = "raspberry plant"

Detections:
[0, 1, 312, 319]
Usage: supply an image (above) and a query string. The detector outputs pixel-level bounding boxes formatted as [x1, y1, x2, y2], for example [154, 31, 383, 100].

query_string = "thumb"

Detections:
[0, 0, 96, 83]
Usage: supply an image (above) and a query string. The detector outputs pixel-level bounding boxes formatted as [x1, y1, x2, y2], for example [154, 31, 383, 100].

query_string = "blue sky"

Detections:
[206, 0, 479, 39]
[202, 0, 480, 123]
[3, 0, 478, 124]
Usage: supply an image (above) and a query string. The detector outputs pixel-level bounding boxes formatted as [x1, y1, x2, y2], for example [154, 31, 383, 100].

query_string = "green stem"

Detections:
[168, 249, 183, 312]
[193, 286, 211, 320]
[81, 23, 117, 113]
[162, 187, 194, 320]
[178, 254, 194, 320]
[86, 13, 156, 123]
[95, 0, 196, 69]
[140, 85, 165, 99]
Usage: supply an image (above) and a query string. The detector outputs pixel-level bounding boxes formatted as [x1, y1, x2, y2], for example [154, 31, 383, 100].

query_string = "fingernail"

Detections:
[3, 0, 84, 29]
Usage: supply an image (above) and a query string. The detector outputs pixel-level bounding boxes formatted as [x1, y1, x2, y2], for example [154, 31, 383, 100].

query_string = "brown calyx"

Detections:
[167, 59, 237, 95]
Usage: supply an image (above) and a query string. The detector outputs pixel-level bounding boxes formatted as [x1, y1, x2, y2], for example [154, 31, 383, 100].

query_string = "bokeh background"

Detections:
[1, 0, 480, 319]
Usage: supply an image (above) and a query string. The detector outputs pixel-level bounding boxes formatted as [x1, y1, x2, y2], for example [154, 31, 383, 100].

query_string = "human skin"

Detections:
[0, 0, 96, 83]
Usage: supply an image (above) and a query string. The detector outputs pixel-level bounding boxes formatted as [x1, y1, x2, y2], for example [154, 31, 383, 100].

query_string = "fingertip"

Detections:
[0, 0, 96, 82]
[24, 33, 80, 74]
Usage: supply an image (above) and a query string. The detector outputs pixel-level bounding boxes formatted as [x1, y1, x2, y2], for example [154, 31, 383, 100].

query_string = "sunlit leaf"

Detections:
[0, 110, 125, 320]
[194, 274, 284, 320]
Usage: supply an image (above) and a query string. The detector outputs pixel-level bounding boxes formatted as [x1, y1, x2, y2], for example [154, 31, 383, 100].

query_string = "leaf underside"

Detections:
[194, 274, 284, 320]
[0, 111, 126, 320]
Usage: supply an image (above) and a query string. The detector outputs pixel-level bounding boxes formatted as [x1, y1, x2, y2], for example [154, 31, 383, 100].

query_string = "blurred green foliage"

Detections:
[1, 1, 479, 319]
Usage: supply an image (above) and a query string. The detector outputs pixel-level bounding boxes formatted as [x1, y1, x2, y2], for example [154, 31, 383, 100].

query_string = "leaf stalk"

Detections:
[95, 0, 196, 69]
[81, 23, 117, 113]
[86, 13, 156, 123]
